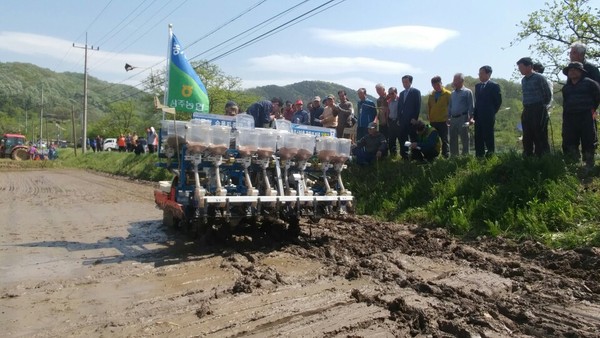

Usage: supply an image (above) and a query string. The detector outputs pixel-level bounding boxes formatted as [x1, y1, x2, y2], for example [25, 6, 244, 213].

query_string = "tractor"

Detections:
[0, 134, 30, 160]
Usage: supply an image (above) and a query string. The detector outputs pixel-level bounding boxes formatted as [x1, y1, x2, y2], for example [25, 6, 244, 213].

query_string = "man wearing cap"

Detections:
[353, 122, 387, 165]
[409, 119, 441, 162]
[561, 61, 600, 169]
[247, 97, 283, 128]
[224, 100, 239, 116]
[309, 96, 324, 126]
[517, 57, 552, 156]
[290, 99, 310, 125]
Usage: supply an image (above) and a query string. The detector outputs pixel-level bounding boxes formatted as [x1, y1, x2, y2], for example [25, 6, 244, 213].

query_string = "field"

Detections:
[1, 169, 599, 337]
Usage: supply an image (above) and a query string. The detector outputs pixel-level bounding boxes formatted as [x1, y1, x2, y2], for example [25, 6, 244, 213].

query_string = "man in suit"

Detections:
[396, 75, 422, 160]
[474, 65, 503, 157]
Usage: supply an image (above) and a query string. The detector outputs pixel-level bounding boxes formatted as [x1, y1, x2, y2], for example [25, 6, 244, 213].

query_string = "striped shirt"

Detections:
[521, 73, 551, 106]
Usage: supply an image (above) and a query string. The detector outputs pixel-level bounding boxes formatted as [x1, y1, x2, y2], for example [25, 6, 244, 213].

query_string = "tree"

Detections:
[145, 60, 259, 115]
[512, 0, 600, 80]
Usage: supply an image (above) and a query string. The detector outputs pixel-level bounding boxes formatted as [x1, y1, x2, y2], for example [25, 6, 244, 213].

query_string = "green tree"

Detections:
[512, 0, 600, 80]
[145, 60, 259, 116]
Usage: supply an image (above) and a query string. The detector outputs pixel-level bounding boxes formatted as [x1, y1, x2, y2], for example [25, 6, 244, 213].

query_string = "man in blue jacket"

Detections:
[247, 97, 283, 128]
[356, 88, 377, 141]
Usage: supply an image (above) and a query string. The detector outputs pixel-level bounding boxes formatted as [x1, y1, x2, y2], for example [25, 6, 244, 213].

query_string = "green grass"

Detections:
[344, 152, 600, 249]
[54, 149, 173, 181]
[4, 147, 599, 249]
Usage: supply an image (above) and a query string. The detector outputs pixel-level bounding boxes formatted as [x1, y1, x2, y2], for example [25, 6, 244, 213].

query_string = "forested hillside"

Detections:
[245, 80, 370, 107]
[0, 62, 153, 140]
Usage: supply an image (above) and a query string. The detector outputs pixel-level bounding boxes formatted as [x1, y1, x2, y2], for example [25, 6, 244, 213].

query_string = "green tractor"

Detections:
[0, 134, 30, 160]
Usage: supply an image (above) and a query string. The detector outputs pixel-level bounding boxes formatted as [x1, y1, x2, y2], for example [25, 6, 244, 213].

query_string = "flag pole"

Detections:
[163, 23, 173, 121]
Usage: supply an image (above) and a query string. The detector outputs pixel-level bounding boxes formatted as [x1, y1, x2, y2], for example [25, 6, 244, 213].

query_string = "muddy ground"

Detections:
[0, 169, 599, 337]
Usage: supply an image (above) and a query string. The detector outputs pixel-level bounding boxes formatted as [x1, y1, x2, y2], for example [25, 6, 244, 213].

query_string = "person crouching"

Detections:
[352, 122, 387, 165]
[409, 119, 441, 162]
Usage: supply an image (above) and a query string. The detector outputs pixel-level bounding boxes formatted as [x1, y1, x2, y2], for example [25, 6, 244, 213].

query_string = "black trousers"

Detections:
[474, 117, 495, 157]
[562, 113, 596, 164]
[521, 104, 549, 156]
[388, 121, 401, 156]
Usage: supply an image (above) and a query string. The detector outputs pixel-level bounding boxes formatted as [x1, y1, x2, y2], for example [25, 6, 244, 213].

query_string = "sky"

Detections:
[0, 0, 593, 99]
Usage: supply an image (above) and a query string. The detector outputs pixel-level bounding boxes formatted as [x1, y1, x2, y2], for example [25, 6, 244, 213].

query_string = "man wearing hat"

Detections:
[517, 57, 552, 156]
[309, 96, 324, 126]
[291, 99, 310, 125]
[224, 100, 239, 116]
[352, 121, 387, 165]
[561, 61, 600, 169]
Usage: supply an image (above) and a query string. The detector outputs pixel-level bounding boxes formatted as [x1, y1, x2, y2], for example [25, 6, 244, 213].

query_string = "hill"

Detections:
[244, 80, 374, 106]
[0, 62, 153, 139]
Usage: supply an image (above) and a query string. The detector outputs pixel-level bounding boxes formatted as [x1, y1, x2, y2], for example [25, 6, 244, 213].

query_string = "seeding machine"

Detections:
[153, 113, 354, 237]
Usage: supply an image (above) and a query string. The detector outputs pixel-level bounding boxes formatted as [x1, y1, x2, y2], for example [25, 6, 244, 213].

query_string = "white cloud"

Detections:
[312, 26, 459, 51]
[0, 31, 163, 79]
[247, 54, 417, 75]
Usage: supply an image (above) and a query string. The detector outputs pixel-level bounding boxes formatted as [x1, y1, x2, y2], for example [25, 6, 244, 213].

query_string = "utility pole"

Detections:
[73, 32, 99, 154]
[40, 86, 43, 147]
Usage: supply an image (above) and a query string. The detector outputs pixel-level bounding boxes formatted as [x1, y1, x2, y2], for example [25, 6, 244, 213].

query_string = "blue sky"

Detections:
[0, 0, 589, 97]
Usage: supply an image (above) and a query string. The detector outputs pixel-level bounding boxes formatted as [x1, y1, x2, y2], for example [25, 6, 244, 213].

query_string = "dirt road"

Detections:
[1, 169, 599, 337]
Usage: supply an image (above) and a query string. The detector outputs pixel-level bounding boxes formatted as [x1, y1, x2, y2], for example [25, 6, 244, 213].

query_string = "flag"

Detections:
[166, 33, 210, 114]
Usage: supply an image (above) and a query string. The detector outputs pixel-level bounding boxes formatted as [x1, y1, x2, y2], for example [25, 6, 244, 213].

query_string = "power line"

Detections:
[94, 0, 153, 46]
[96, 0, 265, 94]
[188, 0, 309, 61]
[103, 0, 344, 105]
[185, 0, 269, 50]
[89, 0, 189, 73]
[206, 0, 342, 63]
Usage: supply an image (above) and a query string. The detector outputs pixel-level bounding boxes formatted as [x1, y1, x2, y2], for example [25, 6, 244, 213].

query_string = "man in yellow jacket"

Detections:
[427, 76, 451, 158]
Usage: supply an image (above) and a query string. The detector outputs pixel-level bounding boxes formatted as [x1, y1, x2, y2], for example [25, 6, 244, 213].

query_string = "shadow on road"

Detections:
[16, 219, 314, 268]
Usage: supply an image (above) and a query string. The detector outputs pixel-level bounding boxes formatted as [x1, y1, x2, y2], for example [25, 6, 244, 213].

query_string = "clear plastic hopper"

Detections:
[208, 125, 231, 155]
[296, 134, 316, 161]
[186, 119, 211, 154]
[256, 129, 277, 158]
[277, 132, 300, 160]
[236, 129, 259, 157]
[316, 136, 338, 162]
[166, 120, 188, 149]
[333, 138, 351, 163]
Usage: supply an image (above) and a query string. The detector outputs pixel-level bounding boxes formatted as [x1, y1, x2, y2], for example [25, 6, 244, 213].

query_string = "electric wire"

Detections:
[96, 0, 269, 94]
[102, 0, 344, 105]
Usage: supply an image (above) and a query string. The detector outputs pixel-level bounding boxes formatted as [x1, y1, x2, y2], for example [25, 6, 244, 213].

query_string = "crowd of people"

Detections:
[87, 126, 158, 155]
[225, 42, 600, 169]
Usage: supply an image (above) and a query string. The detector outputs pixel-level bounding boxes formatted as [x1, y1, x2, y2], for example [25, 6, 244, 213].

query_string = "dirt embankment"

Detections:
[0, 169, 599, 337]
